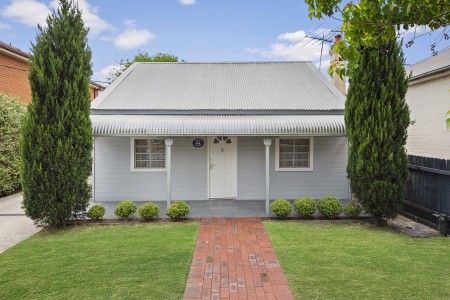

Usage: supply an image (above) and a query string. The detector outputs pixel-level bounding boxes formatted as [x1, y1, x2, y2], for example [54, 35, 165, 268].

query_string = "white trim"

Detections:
[92, 138, 95, 202]
[206, 137, 210, 199]
[263, 138, 272, 214]
[165, 138, 173, 206]
[129, 137, 167, 172]
[275, 137, 314, 171]
[208, 136, 238, 199]
[0, 48, 29, 62]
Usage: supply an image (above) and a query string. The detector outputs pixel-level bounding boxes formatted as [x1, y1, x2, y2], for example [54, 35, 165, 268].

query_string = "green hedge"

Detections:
[0, 93, 27, 196]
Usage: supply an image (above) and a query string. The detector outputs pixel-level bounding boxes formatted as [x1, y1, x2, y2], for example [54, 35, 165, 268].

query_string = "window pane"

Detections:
[278, 138, 310, 169]
[280, 153, 293, 161]
[294, 160, 309, 167]
[136, 154, 151, 160]
[280, 145, 294, 153]
[295, 145, 309, 152]
[135, 139, 148, 146]
[279, 139, 294, 146]
[294, 153, 308, 160]
[151, 161, 165, 168]
[134, 139, 166, 169]
[279, 160, 293, 168]
[295, 139, 309, 146]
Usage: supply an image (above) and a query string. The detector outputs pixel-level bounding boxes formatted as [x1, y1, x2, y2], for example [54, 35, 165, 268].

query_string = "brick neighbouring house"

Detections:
[0, 40, 105, 103]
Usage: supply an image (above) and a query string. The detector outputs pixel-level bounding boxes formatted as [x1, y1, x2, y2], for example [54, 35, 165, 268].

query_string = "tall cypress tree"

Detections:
[345, 40, 410, 226]
[21, 0, 92, 227]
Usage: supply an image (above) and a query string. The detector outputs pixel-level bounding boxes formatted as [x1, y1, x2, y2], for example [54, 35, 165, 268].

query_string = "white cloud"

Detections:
[246, 28, 332, 67]
[278, 28, 332, 43]
[113, 20, 156, 50]
[2, 0, 111, 36]
[50, 0, 112, 36]
[1, 0, 51, 27]
[277, 30, 307, 42]
[0, 22, 11, 30]
[244, 47, 262, 54]
[178, 0, 196, 5]
[114, 28, 156, 50]
[96, 64, 124, 82]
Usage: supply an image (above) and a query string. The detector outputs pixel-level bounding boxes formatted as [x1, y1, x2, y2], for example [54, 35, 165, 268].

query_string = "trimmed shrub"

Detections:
[317, 196, 343, 219]
[114, 200, 137, 220]
[138, 202, 160, 221]
[293, 197, 316, 218]
[270, 199, 292, 219]
[166, 201, 190, 220]
[20, 1, 93, 227]
[344, 201, 362, 218]
[87, 204, 105, 221]
[0, 93, 27, 196]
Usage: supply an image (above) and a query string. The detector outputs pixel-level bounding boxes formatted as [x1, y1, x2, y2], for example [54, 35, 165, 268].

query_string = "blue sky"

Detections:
[1, 0, 449, 84]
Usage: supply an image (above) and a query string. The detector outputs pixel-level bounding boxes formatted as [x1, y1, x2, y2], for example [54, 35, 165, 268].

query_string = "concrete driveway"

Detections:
[0, 193, 41, 254]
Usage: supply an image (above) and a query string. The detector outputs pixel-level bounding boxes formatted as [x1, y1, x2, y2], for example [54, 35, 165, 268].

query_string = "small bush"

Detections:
[293, 197, 316, 218]
[317, 196, 343, 219]
[166, 201, 190, 220]
[114, 200, 137, 220]
[86, 204, 105, 221]
[270, 199, 292, 219]
[344, 201, 362, 218]
[138, 202, 160, 221]
[0, 93, 27, 196]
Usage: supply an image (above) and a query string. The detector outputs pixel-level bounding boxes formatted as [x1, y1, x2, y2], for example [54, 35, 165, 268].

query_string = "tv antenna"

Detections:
[290, 26, 340, 70]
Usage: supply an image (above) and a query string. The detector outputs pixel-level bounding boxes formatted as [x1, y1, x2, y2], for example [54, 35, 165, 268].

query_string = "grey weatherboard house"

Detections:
[90, 61, 349, 215]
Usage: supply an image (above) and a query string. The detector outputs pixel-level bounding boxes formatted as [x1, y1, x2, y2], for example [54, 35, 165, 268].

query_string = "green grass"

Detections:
[0, 222, 199, 300]
[264, 221, 450, 300]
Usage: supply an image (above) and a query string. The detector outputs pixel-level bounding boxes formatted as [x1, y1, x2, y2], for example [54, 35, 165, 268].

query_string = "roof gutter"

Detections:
[409, 65, 450, 82]
[90, 109, 345, 115]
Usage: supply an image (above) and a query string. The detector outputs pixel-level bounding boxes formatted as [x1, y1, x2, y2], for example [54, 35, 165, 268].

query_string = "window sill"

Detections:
[130, 168, 167, 172]
[275, 167, 313, 172]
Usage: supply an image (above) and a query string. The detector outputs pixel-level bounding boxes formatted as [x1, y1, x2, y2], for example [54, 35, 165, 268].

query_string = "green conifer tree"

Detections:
[21, 0, 93, 227]
[345, 40, 410, 226]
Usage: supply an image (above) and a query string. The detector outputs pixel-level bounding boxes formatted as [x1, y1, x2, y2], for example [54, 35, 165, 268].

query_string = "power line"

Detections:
[290, 23, 323, 47]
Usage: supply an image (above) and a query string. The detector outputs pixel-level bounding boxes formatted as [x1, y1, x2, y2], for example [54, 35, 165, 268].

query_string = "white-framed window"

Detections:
[275, 137, 313, 171]
[130, 138, 166, 171]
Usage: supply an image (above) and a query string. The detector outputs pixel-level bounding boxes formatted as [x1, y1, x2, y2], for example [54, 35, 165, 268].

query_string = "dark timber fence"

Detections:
[403, 155, 450, 235]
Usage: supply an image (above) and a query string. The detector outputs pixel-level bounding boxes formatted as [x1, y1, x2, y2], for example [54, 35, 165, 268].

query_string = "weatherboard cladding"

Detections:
[91, 115, 346, 136]
[91, 61, 345, 111]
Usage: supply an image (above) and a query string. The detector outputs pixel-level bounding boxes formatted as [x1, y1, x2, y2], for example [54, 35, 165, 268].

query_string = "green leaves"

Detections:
[344, 40, 410, 223]
[0, 94, 27, 196]
[112, 51, 179, 80]
[21, 0, 93, 227]
[304, 0, 450, 76]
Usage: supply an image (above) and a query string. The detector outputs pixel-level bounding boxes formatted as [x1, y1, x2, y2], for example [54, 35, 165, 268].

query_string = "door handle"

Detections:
[210, 163, 215, 170]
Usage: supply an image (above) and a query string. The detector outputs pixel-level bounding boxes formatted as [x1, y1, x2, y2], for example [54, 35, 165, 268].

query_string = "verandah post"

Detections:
[263, 138, 272, 215]
[165, 138, 174, 208]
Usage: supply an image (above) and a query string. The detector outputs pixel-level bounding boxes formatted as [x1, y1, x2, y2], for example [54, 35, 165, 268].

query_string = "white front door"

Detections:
[209, 136, 237, 199]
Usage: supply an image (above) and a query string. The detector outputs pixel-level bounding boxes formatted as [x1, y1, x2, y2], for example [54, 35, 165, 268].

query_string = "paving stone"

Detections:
[183, 218, 294, 300]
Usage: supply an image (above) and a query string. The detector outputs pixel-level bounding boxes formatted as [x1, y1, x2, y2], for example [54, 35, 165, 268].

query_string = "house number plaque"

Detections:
[192, 138, 204, 148]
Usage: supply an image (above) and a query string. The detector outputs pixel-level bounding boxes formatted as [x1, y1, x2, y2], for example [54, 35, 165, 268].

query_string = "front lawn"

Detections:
[0, 222, 199, 300]
[264, 221, 450, 300]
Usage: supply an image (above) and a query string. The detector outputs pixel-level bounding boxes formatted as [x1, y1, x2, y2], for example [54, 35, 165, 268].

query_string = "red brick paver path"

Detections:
[184, 218, 295, 300]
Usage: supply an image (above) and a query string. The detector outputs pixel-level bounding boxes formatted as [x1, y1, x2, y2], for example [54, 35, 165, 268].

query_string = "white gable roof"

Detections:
[91, 61, 345, 112]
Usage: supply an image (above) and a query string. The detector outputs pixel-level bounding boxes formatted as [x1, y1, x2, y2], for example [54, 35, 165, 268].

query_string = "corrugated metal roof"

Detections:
[91, 115, 346, 136]
[91, 62, 345, 112]
[407, 48, 450, 80]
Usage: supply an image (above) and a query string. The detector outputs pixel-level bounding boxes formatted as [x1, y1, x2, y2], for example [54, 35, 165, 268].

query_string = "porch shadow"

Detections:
[93, 199, 351, 219]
